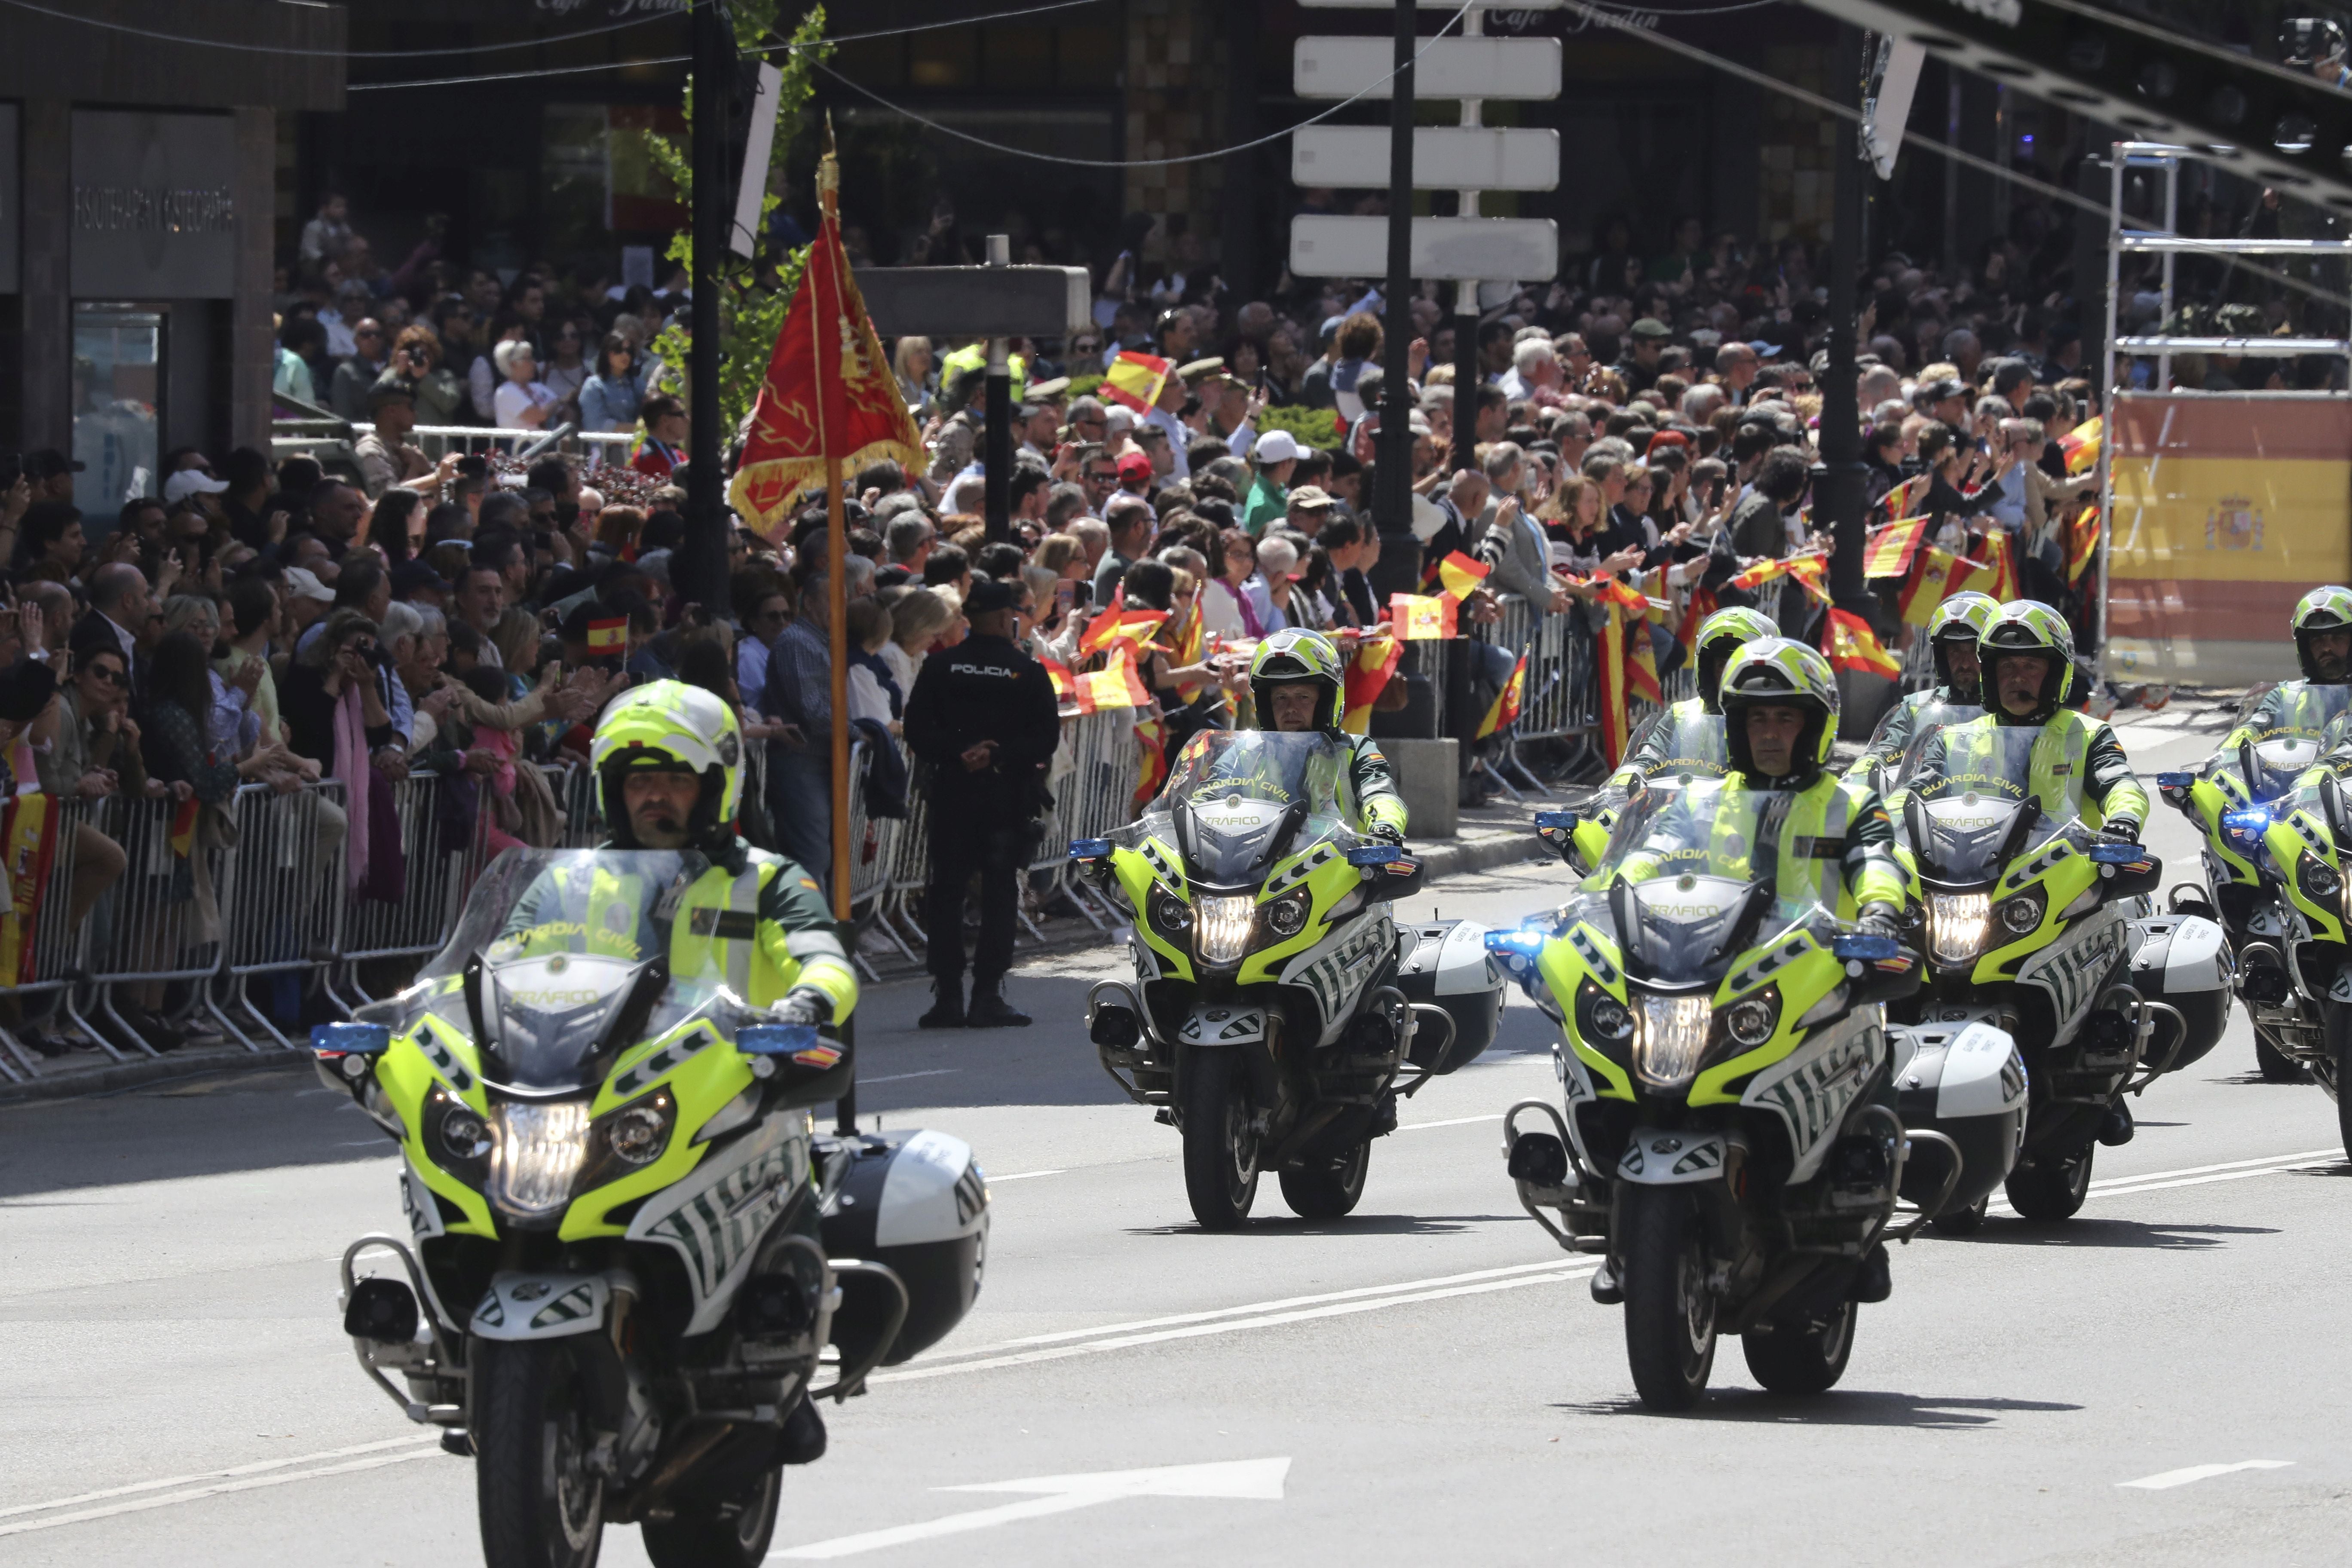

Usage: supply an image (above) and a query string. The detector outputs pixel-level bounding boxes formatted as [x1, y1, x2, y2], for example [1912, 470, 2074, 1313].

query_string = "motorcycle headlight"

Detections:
[1927, 892, 1990, 966]
[1574, 978, 1634, 1049]
[1632, 994, 1712, 1090]
[1195, 895, 1255, 965]
[1723, 989, 1780, 1048]
[488, 1100, 593, 1222]
[1998, 889, 2046, 936]
[603, 1093, 674, 1167]
[2302, 853, 2343, 902]
[1263, 889, 1311, 938]
[1150, 891, 1191, 935]
[437, 1099, 493, 1165]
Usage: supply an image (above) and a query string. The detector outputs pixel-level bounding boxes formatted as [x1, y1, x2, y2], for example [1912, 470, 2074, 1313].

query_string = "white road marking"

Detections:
[770, 1457, 1289, 1560]
[1987, 1150, 2340, 1215]
[0, 1439, 441, 1539]
[2119, 1460, 2294, 1491]
[858, 1069, 962, 1085]
[1397, 1113, 1500, 1132]
[874, 1264, 1594, 1386]
[986, 1170, 1066, 1183]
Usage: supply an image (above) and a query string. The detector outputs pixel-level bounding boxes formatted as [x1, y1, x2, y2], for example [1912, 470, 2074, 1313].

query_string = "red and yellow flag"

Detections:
[1673, 584, 1720, 658]
[1100, 351, 1172, 414]
[1824, 607, 1903, 678]
[586, 616, 627, 656]
[1133, 715, 1170, 808]
[1897, 546, 1988, 626]
[1862, 515, 1929, 580]
[1726, 551, 1829, 605]
[0, 790, 58, 988]
[1073, 649, 1151, 714]
[2059, 416, 2101, 477]
[1389, 593, 1458, 640]
[1080, 603, 1169, 660]
[2066, 502, 2102, 586]
[1598, 600, 1635, 767]
[168, 796, 199, 861]
[1974, 529, 2020, 602]
[727, 147, 925, 536]
[1476, 653, 1528, 739]
[1595, 577, 1662, 708]
[1340, 634, 1402, 736]
[1435, 550, 1489, 602]
[1882, 474, 1930, 522]
[1039, 650, 1076, 707]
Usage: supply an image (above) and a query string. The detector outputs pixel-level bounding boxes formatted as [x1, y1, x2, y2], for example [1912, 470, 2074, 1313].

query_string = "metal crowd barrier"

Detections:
[0, 798, 102, 1078]
[212, 780, 349, 1050]
[78, 793, 232, 1060]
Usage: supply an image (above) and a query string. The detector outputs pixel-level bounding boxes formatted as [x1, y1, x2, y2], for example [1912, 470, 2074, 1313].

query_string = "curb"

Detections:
[2, 834, 1554, 1105]
[0, 1043, 312, 1107]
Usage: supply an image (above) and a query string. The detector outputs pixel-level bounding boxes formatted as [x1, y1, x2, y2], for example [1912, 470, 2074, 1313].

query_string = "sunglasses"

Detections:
[86, 664, 128, 687]
[1084, 470, 1118, 484]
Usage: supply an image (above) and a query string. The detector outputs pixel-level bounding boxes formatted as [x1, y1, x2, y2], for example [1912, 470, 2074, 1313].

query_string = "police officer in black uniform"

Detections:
[903, 575, 1062, 1028]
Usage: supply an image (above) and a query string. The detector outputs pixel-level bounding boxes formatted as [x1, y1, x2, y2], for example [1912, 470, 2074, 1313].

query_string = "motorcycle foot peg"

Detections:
[1153, 1107, 1178, 1127]
[777, 1395, 828, 1466]
[1850, 1244, 1893, 1305]
[2098, 1099, 2136, 1147]
[439, 1430, 474, 1458]
[1589, 1262, 1623, 1306]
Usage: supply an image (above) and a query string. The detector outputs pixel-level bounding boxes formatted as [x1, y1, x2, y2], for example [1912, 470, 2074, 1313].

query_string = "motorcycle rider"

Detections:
[2219, 585, 2352, 748]
[1595, 637, 1908, 1302]
[1600, 604, 1780, 802]
[504, 681, 858, 1031]
[1847, 590, 1999, 782]
[1247, 628, 1409, 845]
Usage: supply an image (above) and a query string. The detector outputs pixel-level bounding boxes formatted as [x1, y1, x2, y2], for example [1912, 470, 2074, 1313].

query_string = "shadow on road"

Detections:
[1558, 1390, 2084, 1428]
[1958, 1219, 2276, 1249]
[1122, 1212, 1518, 1238]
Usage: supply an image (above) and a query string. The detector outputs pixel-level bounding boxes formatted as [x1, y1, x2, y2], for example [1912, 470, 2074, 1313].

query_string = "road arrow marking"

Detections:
[770, 1458, 1289, 1560]
[2119, 1460, 2294, 1491]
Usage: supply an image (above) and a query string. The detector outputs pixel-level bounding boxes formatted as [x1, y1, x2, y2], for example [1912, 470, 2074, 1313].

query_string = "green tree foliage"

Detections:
[642, 3, 833, 440]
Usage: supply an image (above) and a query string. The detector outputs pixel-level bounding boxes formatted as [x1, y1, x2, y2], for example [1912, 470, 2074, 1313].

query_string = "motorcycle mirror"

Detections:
[738, 1023, 820, 1056]
[1533, 809, 1578, 831]
[2088, 842, 2148, 864]
[2156, 772, 2195, 790]
[1346, 845, 1407, 867]
[1069, 838, 1113, 861]
[1831, 933, 1900, 962]
[311, 1021, 391, 1056]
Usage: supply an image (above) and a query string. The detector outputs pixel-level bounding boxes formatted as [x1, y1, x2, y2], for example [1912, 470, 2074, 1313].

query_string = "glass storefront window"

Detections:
[73, 303, 162, 518]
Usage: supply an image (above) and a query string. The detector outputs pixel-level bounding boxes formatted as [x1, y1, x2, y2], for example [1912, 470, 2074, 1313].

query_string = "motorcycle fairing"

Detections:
[471, 1271, 619, 1342]
[625, 1114, 811, 1335]
[1616, 1130, 1730, 1185]
[1737, 1010, 1884, 1184]
[1177, 1004, 1271, 1046]
[1271, 909, 1396, 1040]
[2015, 905, 2128, 1042]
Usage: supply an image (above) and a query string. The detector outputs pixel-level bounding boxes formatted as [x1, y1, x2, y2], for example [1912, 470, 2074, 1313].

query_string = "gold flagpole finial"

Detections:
[818, 112, 839, 216]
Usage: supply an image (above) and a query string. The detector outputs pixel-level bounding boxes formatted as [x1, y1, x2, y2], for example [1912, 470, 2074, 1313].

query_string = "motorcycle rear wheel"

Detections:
[1279, 1140, 1370, 1219]
[1619, 1184, 1716, 1412]
[1181, 1049, 1260, 1230]
[1741, 1301, 1857, 1395]
[2005, 1144, 2093, 1222]
[475, 1340, 605, 1568]
[2254, 1030, 2303, 1083]
[642, 1464, 782, 1568]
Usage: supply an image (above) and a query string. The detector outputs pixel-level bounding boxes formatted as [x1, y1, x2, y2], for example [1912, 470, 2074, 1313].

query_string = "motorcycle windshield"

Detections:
[1595, 780, 1824, 946]
[1886, 704, 1986, 793]
[1635, 710, 1729, 783]
[2237, 735, 2328, 802]
[404, 849, 756, 1088]
[1894, 726, 2067, 884]
[1139, 730, 1360, 886]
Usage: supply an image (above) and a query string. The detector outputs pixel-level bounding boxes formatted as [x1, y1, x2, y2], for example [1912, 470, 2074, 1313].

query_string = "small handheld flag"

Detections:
[1476, 654, 1528, 739]
[586, 617, 628, 655]
[1389, 593, 1458, 640]
[1100, 352, 1173, 414]
[1824, 607, 1903, 679]
[1435, 551, 1490, 602]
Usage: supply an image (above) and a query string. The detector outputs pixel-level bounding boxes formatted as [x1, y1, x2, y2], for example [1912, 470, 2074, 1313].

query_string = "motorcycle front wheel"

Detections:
[1279, 1139, 1370, 1219]
[1742, 1301, 1857, 1395]
[1619, 1183, 1717, 1412]
[2005, 1144, 2093, 1221]
[475, 1340, 605, 1568]
[1181, 1048, 1260, 1230]
[643, 1463, 782, 1568]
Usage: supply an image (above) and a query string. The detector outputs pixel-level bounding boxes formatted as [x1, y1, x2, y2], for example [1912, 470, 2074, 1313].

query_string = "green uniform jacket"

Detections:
[1916, 710, 2148, 832]
[1344, 733, 1409, 839]
[2216, 678, 2352, 757]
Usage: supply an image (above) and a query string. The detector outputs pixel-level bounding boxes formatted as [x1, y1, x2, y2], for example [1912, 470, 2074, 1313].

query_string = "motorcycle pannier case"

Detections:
[818, 1129, 989, 1367]
[1394, 920, 1506, 1073]
[2126, 913, 2233, 1070]
[1889, 1020, 2027, 1215]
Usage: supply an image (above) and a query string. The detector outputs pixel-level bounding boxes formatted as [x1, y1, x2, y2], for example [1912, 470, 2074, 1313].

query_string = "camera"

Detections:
[2282, 18, 2346, 64]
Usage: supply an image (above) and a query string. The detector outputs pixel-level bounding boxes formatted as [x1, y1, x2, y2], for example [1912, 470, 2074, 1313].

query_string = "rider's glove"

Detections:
[1856, 903, 1903, 941]
[2097, 818, 2141, 845]
[772, 987, 833, 1028]
[1371, 821, 1406, 848]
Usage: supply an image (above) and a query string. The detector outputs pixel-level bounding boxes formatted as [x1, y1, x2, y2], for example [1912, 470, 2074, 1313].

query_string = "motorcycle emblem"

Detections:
[510, 1281, 552, 1302]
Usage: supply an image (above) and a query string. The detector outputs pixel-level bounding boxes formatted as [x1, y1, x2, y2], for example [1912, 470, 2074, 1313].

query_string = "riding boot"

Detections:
[918, 978, 965, 1030]
[1850, 1243, 1893, 1304]
[2098, 1096, 2136, 1146]
[1589, 1262, 1623, 1305]
[776, 1393, 828, 1466]
[966, 981, 1031, 1028]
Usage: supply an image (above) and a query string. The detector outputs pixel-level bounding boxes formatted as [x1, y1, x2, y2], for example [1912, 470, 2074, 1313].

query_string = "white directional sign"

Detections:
[775, 1457, 1292, 1560]
[1293, 36, 1562, 100]
[1289, 214, 1559, 281]
[1293, 126, 1559, 191]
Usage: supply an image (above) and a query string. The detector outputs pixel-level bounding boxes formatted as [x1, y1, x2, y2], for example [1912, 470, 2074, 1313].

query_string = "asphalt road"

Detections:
[4, 708, 2349, 1567]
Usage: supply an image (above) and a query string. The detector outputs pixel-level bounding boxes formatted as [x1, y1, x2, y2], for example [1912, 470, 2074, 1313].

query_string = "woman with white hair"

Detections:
[1250, 535, 1304, 633]
[492, 338, 556, 431]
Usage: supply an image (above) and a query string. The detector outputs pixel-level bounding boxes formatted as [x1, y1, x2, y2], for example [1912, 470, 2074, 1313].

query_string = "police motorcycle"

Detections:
[1491, 780, 1931, 1410]
[2241, 744, 2352, 1151]
[1885, 720, 2183, 1225]
[2152, 589, 2352, 1082]
[1072, 729, 1505, 1228]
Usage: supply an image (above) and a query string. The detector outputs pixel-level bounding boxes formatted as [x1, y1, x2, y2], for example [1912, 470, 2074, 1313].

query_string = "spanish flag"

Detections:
[1389, 593, 1458, 640]
[2066, 502, 2102, 586]
[1729, 551, 1830, 606]
[1435, 550, 1489, 602]
[2059, 416, 2101, 477]
[1862, 515, 1929, 580]
[0, 790, 58, 988]
[1080, 603, 1168, 660]
[1597, 577, 1663, 707]
[1476, 653, 1527, 739]
[1824, 607, 1903, 678]
[169, 796, 199, 860]
[1340, 634, 1402, 735]
[1099, 351, 1173, 415]
[1896, 546, 1988, 626]
[1598, 597, 1635, 767]
[1039, 650, 1076, 707]
[586, 616, 628, 655]
[1133, 715, 1170, 808]
[1074, 649, 1151, 714]
[1975, 529, 2020, 602]
[1882, 474, 1930, 522]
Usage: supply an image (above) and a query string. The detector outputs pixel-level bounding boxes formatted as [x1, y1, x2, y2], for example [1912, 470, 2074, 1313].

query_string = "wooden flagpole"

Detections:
[815, 126, 853, 925]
